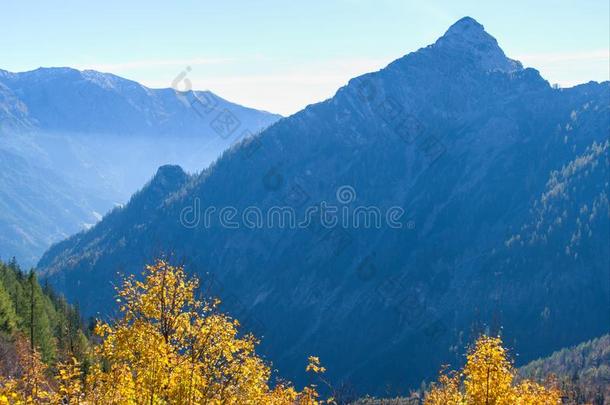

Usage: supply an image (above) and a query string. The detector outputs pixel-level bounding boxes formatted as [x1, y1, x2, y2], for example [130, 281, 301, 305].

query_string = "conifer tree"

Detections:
[0, 281, 17, 334]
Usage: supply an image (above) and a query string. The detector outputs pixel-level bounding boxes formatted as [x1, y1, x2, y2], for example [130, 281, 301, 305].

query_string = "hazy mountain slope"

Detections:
[0, 148, 106, 266]
[0, 68, 281, 266]
[38, 17, 610, 394]
[0, 66, 281, 192]
[39, 165, 192, 314]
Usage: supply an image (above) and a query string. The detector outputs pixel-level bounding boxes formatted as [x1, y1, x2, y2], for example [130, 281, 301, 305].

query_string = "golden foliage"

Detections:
[425, 335, 562, 405]
[0, 335, 54, 404]
[0, 379, 19, 405]
[0, 260, 566, 405]
[425, 369, 466, 405]
[462, 336, 514, 404]
[306, 356, 327, 374]
[0, 259, 323, 404]
[54, 357, 84, 404]
[84, 259, 322, 404]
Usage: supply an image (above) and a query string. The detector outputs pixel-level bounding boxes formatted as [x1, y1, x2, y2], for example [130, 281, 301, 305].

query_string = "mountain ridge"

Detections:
[0, 66, 281, 136]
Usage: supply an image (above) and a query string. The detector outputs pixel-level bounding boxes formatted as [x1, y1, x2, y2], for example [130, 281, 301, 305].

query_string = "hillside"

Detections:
[0, 258, 87, 367]
[520, 334, 610, 404]
[38, 17, 610, 394]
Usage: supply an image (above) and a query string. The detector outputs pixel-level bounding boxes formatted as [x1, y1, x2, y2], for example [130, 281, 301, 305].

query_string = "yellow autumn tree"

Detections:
[424, 368, 465, 405]
[53, 357, 84, 404]
[15, 335, 53, 404]
[0, 335, 54, 404]
[84, 259, 322, 404]
[425, 335, 562, 405]
[463, 335, 514, 404]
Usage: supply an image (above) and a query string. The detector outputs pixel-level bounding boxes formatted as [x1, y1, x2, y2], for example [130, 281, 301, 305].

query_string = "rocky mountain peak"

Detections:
[433, 16, 523, 72]
[151, 165, 188, 188]
[444, 16, 486, 38]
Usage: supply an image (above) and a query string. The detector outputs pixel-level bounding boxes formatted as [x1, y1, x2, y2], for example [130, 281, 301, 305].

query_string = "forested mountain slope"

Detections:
[0, 259, 87, 367]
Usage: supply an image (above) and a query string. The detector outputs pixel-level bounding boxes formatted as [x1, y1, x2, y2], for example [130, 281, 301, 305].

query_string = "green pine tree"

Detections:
[0, 279, 17, 334]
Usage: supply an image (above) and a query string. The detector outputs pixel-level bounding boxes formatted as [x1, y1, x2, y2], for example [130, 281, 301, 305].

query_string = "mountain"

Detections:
[38, 17, 610, 394]
[0, 68, 281, 266]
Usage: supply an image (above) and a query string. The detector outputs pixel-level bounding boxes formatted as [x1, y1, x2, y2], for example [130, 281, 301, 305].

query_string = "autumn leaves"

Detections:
[0, 260, 563, 404]
[425, 336, 561, 404]
[1, 260, 322, 404]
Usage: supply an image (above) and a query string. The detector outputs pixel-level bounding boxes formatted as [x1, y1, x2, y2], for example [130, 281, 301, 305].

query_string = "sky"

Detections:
[1, 0, 608, 115]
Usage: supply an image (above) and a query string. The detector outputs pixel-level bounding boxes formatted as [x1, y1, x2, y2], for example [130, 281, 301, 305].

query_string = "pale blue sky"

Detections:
[1, 0, 608, 115]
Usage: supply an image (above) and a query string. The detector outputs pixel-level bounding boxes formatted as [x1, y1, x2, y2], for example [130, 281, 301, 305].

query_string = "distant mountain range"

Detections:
[0, 67, 281, 136]
[0, 67, 280, 266]
[38, 17, 609, 394]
